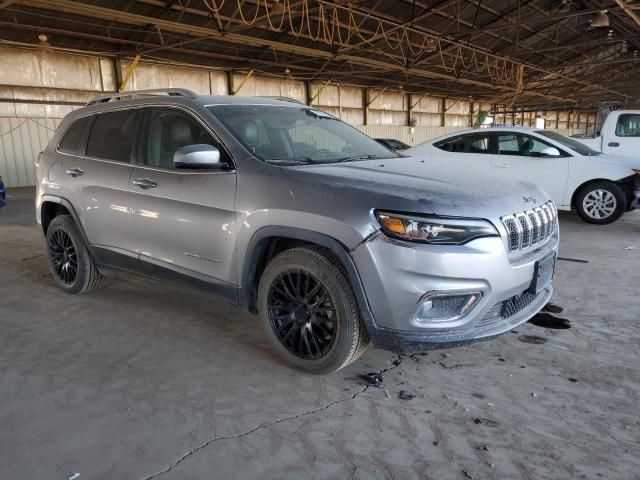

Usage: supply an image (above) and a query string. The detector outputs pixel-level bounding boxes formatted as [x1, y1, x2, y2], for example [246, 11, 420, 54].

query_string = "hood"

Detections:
[285, 155, 549, 219]
[586, 153, 640, 169]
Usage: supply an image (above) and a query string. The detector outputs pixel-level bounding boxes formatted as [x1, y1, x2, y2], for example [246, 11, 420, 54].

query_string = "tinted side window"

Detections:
[615, 114, 640, 137]
[497, 134, 520, 155]
[436, 134, 491, 153]
[86, 109, 140, 162]
[497, 134, 557, 157]
[144, 108, 229, 170]
[58, 116, 91, 154]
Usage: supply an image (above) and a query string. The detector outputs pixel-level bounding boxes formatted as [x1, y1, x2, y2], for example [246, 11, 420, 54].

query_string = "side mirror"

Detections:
[539, 147, 561, 157]
[174, 144, 223, 169]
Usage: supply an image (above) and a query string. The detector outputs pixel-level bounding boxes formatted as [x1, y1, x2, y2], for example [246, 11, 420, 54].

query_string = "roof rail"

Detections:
[259, 96, 306, 105]
[85, 88, 198, 106]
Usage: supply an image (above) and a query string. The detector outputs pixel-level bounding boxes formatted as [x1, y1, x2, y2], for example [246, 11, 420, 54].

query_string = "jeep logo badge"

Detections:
[523, 196, 536, 204]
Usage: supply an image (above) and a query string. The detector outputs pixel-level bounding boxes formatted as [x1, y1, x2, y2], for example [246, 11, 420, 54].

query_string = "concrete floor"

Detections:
[1, 188, 639, 480]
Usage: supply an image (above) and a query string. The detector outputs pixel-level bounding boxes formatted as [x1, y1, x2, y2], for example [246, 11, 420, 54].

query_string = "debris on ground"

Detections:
[557, 256, 589, 263]
[463, 469, 475, 479]
[358, 371, 383, 385]
[68, 474, 80, 480]
[624, 246, 637, 250]
[399, 390, 416, 400]
[473, 417, 500, 428]
[518, 335, 548, 345]
[568, 378, 578, 383]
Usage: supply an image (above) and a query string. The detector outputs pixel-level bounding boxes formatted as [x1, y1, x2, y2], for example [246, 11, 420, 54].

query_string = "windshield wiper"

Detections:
[266, 156, 321, 165]
[332, 154, 392, 163]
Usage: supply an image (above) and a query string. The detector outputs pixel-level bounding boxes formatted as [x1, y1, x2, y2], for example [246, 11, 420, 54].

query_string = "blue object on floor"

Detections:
[0, 176, 5, 207]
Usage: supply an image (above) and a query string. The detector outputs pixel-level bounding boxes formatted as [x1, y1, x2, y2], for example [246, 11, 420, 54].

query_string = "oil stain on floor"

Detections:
[529, 312, 571, 330]
[526, 303, 572, 330]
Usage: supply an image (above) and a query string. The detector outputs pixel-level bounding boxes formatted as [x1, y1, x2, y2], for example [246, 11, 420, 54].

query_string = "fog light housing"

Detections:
[413, 292, 481, 325]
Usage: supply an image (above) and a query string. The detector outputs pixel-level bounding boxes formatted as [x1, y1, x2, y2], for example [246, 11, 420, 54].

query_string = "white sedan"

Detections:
[406, 127, 640, 224]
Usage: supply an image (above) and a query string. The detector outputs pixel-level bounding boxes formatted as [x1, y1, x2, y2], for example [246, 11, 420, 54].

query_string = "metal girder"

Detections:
[5, 0, 637, 104]
[615, 0, 640, 27]
[0, 21, 504, 100]
[16, 0, 527, 94]
[119, 54, 141, 91]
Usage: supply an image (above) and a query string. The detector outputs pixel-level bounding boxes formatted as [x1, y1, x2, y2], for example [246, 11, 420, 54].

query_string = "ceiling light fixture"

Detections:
[591, 10, 610, 28]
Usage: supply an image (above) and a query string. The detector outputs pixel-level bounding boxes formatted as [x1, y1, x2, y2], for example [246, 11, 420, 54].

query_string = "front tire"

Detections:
[45, 215, 103, 294]
[575, 181, 626, 225]
[257, 247, 370, 374]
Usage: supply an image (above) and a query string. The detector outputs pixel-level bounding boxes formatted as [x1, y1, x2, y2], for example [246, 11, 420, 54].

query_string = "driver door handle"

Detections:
[494, 162, 510, 168]
[132, 178, 158, 189]
[608, 142, 620, 147]
[66, 167, 84, 177]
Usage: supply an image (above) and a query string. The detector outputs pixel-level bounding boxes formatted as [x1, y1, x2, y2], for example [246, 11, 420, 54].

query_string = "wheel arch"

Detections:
[39, 195, 91, 247]
[240, 226, 375, 329]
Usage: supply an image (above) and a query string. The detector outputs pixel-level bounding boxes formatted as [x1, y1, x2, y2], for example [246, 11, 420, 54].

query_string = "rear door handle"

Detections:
[66, 167, 84, 177]
[132, 178, 158, 189]
[494, 162, 510, 168]
[608, 142, 620, 147]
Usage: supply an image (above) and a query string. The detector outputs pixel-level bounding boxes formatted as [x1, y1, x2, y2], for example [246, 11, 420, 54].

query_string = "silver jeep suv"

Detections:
[36, 88, 559, 373]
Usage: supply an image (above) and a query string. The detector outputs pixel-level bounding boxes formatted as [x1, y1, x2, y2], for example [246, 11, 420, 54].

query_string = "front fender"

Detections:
[238, 225, 376, 333]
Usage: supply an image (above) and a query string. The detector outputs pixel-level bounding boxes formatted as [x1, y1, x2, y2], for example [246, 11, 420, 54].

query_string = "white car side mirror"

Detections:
[539, 147, 561, 157]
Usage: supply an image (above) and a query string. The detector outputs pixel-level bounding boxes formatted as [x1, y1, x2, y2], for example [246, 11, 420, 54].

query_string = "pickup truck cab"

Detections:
[573, 110, 640, 160]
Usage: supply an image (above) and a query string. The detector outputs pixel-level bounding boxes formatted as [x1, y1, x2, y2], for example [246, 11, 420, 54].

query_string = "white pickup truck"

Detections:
[573, 110, 640, 160]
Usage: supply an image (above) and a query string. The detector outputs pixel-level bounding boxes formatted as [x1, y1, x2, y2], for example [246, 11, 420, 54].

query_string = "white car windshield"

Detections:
[535, 130, 601, 156]
[208, 104, 398, 165]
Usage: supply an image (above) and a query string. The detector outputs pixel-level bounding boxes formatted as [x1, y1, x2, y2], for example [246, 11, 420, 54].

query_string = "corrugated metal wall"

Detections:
[0, 45, 596, 187]
[0, 117, 61, 187]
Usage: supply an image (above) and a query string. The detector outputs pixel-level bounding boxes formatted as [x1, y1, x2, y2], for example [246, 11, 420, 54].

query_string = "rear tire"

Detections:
[45, 215, 103, 294]
[575, 181, 625, 225]
[257, 246, 370, 374]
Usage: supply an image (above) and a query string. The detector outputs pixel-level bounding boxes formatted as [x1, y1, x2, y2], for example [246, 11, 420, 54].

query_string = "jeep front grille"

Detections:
[501, 201, 557, 252]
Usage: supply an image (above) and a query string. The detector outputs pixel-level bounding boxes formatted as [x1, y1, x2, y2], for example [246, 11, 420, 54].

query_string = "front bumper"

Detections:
[632, 189, 640, 209]
[351, 229, 559, 352]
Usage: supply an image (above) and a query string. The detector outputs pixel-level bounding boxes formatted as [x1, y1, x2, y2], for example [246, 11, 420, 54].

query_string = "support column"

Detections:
[363, 88, 368, 126]
[226, 71, 234, 96]
[304, 81, 312, 106]
[469, 101, 474, 127]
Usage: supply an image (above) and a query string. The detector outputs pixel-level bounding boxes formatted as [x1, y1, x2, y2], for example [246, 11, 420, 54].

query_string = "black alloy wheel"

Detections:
[258, 246, 370, 373]
[267, 269, 336, 359]
[45, 215, 103, 294]
[48, 227, 78, 285]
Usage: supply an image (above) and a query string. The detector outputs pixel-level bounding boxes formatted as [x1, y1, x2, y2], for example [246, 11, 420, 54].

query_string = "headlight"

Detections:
[375, 211, 498, 245]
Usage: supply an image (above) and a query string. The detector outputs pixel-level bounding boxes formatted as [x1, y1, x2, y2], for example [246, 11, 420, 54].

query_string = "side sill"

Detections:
[92, 246, 239, 306]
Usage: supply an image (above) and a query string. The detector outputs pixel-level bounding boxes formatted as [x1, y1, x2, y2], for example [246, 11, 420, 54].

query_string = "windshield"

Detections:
[207, 105, 398, 165]
[535, 130, 601, 156]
